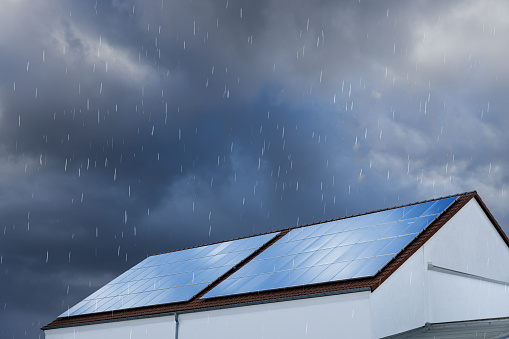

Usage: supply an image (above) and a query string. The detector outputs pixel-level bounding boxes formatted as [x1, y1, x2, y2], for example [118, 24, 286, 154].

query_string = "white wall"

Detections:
[426, 269, 509, 323]
[179, 291, 371, 339]
[371, 198, 509, 338]
[424, 199, 509, 282]
[423, 198, 509, 323]
[45, 316, 175, 339]
[370, 247, 427, 338]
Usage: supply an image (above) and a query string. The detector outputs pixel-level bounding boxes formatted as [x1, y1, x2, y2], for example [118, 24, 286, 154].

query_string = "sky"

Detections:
[1, 0, 508, 337]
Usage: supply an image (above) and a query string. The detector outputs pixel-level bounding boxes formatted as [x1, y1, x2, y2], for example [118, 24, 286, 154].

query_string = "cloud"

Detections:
[1, 1, 509, 337]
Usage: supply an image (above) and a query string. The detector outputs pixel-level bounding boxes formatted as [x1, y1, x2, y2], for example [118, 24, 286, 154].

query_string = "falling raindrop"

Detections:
[46, 251, 49, 263]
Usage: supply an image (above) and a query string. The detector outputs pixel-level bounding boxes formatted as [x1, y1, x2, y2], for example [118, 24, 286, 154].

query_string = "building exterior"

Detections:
[43, 191, 509, 338]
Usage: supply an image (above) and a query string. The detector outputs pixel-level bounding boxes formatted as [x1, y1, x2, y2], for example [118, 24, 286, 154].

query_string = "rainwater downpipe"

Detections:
[174, 312, 180, 339]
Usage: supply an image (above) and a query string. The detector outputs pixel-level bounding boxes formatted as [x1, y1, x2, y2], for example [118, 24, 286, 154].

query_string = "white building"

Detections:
[43, 191, 509, 338]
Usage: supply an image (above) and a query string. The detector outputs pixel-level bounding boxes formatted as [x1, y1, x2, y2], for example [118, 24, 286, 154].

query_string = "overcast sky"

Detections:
[1, 0, 509, 337]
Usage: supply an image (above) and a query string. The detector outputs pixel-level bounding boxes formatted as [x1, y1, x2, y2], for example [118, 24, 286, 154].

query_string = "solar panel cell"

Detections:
[309, 262, 350, 283]
[351, 255, 393, 279]
[317, 245, 352, 265]
[332, 258, 367, 280]
[379, 234, 416, 256]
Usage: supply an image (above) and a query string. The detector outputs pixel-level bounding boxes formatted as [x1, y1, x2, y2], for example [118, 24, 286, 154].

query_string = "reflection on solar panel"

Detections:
[60, 233, 277, 317]
[204, 197, 457, 298]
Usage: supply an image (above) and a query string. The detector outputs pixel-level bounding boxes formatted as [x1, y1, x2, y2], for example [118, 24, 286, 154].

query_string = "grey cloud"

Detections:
[1, 1, 509, 337]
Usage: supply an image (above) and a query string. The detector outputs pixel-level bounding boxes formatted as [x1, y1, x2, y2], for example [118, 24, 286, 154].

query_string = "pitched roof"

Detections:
[44, 191, 506, 330]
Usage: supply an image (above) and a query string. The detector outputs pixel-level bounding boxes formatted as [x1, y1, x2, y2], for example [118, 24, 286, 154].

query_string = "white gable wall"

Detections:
[370, 198, 509, 338]
[423, 198, 509, 323]
[424, 199, 509, 282]
[370, 247, 427, 338]
[44, 316, 175, 339]
[179, 291, 371, 339]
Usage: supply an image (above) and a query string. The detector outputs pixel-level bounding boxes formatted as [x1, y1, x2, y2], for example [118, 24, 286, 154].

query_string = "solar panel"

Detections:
[204, 196, 457, 298]
[59, 232, 277, 317]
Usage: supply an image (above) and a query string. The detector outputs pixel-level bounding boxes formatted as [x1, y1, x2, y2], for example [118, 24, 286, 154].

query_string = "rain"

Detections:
[1, 0, 509, 337]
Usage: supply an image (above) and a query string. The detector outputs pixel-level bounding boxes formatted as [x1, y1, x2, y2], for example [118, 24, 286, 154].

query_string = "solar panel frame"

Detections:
[59, 232, 278, 317]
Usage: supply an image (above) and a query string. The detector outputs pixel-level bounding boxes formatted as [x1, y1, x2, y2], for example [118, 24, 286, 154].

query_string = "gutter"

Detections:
[428, 263, 509, 286]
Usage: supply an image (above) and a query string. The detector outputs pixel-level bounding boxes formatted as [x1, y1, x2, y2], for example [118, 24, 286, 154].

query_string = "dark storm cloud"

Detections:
[1, 1, 509, 337]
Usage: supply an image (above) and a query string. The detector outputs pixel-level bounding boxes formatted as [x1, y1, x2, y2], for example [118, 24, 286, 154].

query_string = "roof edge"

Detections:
[43, 287, 371, 331]
[473, 193, 509, 249]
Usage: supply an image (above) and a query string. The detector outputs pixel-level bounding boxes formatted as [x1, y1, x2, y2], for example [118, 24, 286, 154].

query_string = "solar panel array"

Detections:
[60, 233, 277, 317]
[204, 196, 457, 298]
[59, 196, 458, 316]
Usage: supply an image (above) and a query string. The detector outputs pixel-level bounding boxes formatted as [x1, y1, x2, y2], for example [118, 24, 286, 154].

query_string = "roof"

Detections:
[383, 317, 509, 339]
[43, 191, 509, 330]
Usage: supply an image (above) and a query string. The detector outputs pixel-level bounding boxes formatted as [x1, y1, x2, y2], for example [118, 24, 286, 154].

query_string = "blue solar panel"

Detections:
[59, 232, 277, 317]
[204, 196, 457, 298]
